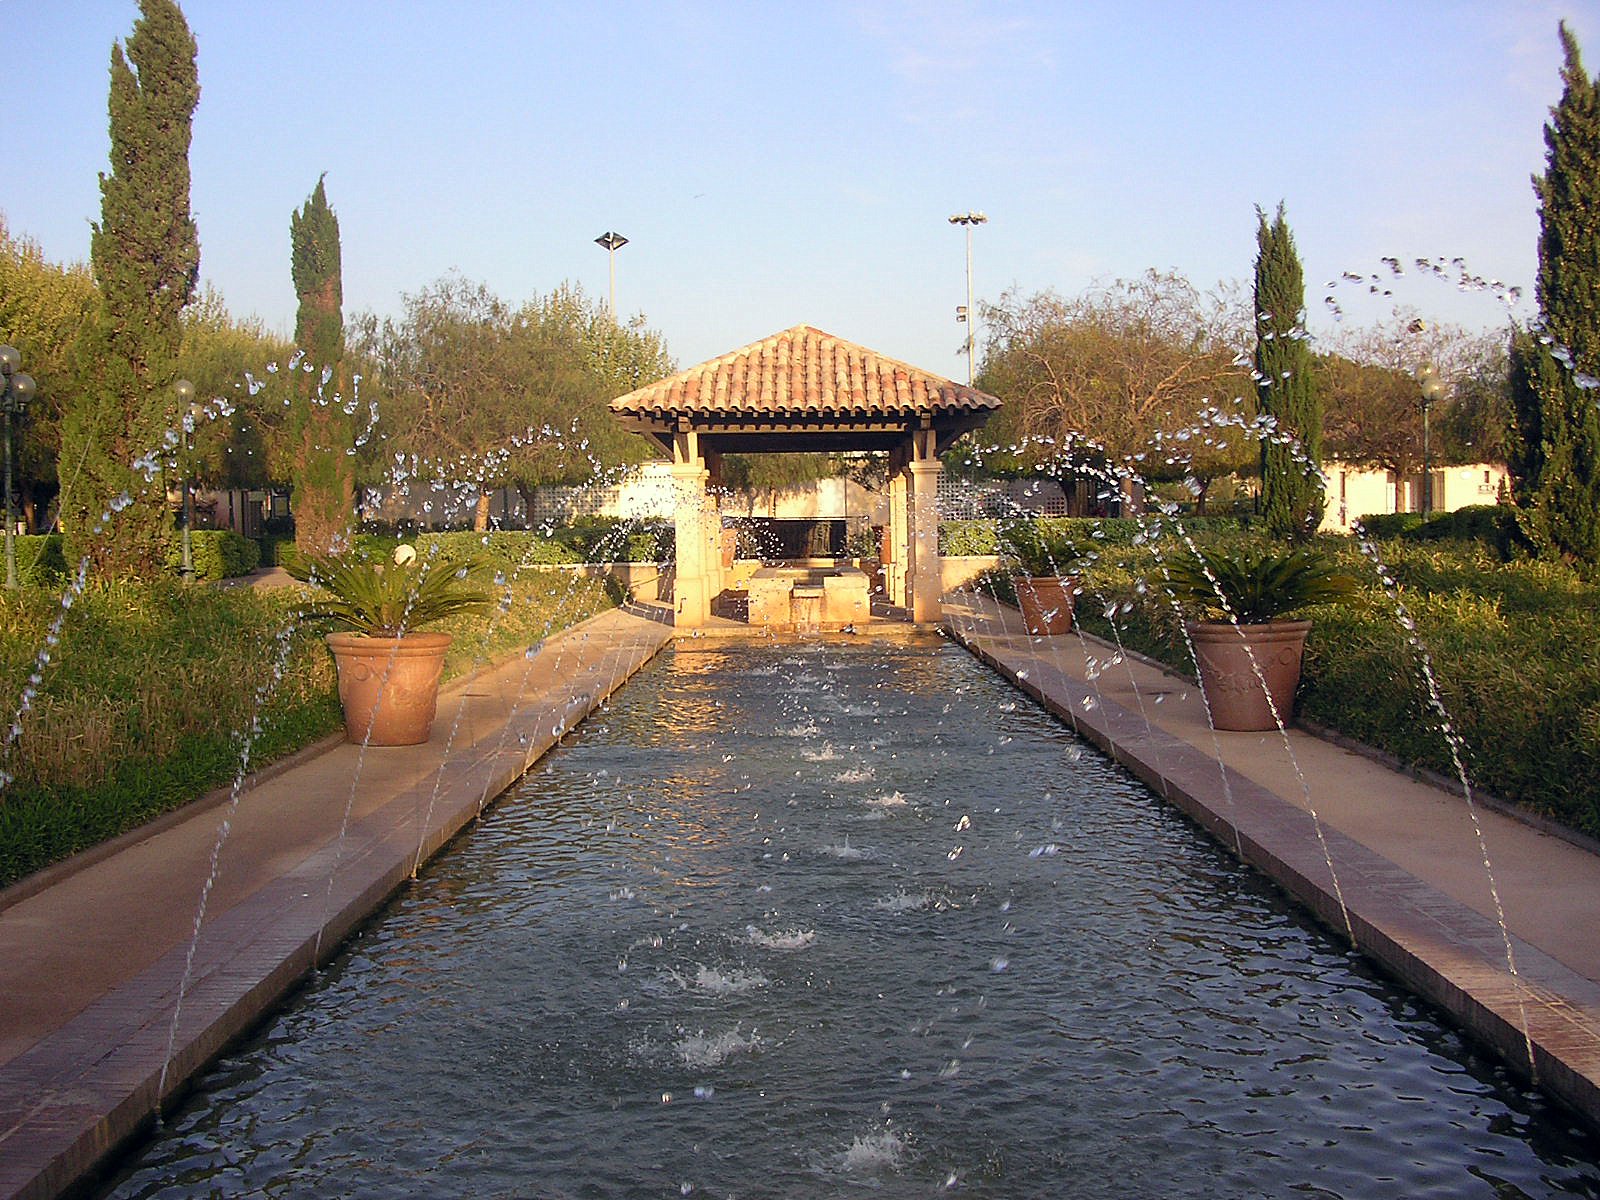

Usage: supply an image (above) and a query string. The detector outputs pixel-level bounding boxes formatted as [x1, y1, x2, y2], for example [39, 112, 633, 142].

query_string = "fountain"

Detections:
[3, 273, 1600, 1198]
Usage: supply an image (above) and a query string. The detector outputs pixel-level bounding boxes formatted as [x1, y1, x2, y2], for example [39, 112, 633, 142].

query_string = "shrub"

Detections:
[164, 529, 262, 581]
[0, 569, 616, 886]
[10, 534, 67, 585]
[1402, 504, 1525, 559]
[1071, 532, 1600, 839]
[1358, 512, 1425, 539]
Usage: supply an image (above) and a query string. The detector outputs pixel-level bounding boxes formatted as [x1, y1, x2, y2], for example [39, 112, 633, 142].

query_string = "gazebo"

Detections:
[608, 324, 1001, 626]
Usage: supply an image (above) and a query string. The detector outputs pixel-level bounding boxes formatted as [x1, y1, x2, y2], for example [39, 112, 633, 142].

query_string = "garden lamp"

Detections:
[0, 345, 37, 590]
[175, 378, 197, 580]
[1416, 363, 1447, 515]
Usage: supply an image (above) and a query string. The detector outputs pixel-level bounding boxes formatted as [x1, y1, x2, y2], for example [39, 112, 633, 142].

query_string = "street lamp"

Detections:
[1416, 363, 1447, 515]
[594, 232, 628, 322]
[949, 212, 987, 386]
[0, 345, 37, 590]
[175, 379, 198, 580]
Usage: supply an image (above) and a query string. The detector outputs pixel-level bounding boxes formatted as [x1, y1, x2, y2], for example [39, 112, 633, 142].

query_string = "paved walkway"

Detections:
[942, 590, 1600, 1131]
[2, 594, 1598, 1200]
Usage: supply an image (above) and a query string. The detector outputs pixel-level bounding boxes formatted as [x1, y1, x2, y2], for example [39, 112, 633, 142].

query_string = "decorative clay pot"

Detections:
[1186, 619, 1311, 732]
[1013, 576, 1078, 636]
[325, 632, 452, 746]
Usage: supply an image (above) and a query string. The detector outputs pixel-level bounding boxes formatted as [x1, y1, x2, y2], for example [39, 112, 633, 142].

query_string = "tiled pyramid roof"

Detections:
[609, 324, 1000, 420]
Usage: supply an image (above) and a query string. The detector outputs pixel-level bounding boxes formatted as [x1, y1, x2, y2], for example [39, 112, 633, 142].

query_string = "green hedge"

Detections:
[8, 535, 68, 585]
[163, 530, 261, 581]
[1358, 512, 1425, 539]
[941, 515, 1249, 557]
[0, 569, 616, 887]
[1066, 534, 1600, 840]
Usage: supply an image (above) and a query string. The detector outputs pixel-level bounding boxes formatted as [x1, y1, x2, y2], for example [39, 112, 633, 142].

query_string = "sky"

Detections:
[4, 0, 1597, 382]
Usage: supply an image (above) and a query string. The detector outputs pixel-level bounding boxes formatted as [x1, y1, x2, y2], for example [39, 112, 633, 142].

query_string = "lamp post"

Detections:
[594, 232, 628, 322]
[0, 346, 37, 590]
[1416, 363, 1446, 515]
[948, 211, 987, 386]
[175, 379, 198, 580]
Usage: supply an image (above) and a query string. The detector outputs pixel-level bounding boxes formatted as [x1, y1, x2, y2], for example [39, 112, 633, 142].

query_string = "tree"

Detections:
[176, 287, 292, 492]
[1507, 22, 1600, 567]
[977, 270, 1254, 514]
[356, 277, 672, 529]
[1253, 204, 1323, 541]
[0, 218, 98, 531]
[59, 0, 200, 576]
[1320, 312, 1510, 478]
[288, 176, 356, 553]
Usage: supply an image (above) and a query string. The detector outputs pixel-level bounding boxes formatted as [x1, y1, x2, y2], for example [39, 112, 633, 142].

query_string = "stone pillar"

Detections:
[670, 429, 714, 628]
[907, 448, 943, 624]
[886, 465, 910, 609]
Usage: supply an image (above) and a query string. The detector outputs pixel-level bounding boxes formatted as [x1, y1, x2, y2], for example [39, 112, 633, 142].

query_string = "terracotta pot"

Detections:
[1186, 619, 1311, 732]
[325, 631, 452, 746]
[1013, 576, 1078, 636]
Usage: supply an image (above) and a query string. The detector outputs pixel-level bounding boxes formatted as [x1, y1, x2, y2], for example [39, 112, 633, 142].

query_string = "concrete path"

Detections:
[0, 604, 674, 1200]
[942, 590, 1600, 1134]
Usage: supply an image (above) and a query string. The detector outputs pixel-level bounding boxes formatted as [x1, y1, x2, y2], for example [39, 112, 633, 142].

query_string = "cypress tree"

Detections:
[287, 176, 355, 554]
[1253, 204, 1324, 542]
[1508, 22, 1600, 568]
[60, 0, 200, 576]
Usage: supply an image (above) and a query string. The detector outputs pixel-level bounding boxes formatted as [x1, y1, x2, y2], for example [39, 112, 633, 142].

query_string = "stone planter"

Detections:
[1013, 576, 1078, 636]
[326, 631, 452, 746]
[1186, 619, 1311, 732]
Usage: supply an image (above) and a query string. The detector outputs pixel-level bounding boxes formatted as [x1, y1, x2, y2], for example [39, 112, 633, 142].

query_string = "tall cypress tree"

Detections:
[60, 0, 200, 576]
[287, 176, 354, 554]
[1253, 203, 1324, 542]
[1508, 22, 1600, 568]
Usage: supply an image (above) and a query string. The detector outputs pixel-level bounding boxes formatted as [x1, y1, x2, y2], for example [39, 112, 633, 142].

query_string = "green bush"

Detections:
[0, 569, 616, 887]
[163, 529, 261, 581]
[1070, 533, 1600, 840]
[940, 515, 1248, 557]
[1358, 512, 1425, 539]
[1402, 504, 1525, 559]
[256, 533, 294, 568]
[10, 534, 68, 585]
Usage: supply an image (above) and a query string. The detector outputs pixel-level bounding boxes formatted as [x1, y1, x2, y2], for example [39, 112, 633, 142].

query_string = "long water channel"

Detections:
[101, 637, 1600, 1198]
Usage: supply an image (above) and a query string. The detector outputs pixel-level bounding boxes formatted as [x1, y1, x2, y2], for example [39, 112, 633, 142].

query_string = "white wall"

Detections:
[1320, 460, 1507, 533]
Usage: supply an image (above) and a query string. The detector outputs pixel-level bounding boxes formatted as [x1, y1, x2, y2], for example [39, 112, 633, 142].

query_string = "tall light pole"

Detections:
[595, 231, 628, 322]
[0, 346, 37, 589]
[949, 211, 987, 385]
[175, 379, 198, 580]
[1416, 363, 1446, 516]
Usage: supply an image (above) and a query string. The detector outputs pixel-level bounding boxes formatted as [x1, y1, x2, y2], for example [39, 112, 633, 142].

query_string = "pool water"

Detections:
[100, 639, 1600, 1198]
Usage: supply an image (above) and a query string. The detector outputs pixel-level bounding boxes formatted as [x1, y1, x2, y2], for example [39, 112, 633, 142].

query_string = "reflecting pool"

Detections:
[100, 639, 1600, 1198]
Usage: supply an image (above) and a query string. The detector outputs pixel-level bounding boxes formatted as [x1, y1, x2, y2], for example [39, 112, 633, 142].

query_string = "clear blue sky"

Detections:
[5, 1, 1596, 380]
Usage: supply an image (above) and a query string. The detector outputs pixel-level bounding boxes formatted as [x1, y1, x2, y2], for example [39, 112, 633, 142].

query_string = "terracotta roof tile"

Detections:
[609, 324, 1000, 420]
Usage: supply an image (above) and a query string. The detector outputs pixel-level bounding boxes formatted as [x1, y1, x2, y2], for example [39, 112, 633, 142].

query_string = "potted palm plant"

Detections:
[1161, 543, 1358, 731]
[1003, 518, 1086, 636]
[298, 545, 492, 746]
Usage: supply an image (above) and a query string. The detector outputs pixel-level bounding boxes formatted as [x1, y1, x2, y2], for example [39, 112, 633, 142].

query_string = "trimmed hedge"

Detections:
[163, 529, 261, 581]
[941, 515, 1250, 557]
[9, 534, 67, 585]
[1063, 533, 1600, 841]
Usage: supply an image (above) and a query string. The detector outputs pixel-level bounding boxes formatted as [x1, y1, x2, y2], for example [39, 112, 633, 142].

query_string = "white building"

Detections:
[1320, 461, 1507, 534]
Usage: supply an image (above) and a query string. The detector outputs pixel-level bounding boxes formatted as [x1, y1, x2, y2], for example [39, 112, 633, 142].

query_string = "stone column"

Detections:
[886, 464, 910, 609]
[670, 429, 714, 628]
[907, 446, 943, 624]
